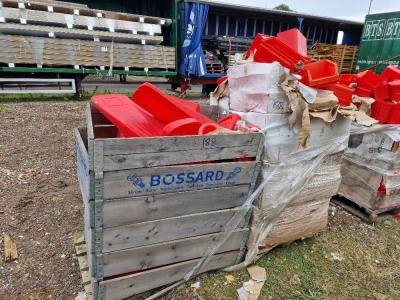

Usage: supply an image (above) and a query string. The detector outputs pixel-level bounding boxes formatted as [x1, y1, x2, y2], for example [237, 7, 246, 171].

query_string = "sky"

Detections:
[212, 0, 399, 22]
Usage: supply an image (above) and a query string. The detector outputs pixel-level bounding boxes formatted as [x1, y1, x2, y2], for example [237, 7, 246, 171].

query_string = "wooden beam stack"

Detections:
[0, 0, 175, 71]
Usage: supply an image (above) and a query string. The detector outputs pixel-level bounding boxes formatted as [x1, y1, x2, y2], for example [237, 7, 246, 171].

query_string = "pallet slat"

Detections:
[102, 208, 246, 252]
[103, 185, 249, 227]
[100, 251, 240, 300]
[102, 229, 247, 277]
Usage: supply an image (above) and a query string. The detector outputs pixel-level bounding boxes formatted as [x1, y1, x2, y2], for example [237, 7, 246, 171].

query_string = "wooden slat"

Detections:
[103, 145, 259, 171]
[75, 128, 90, 204]
[78, 256, 89, 271]
[100, 251, 239, 300]
[101, 133, 261, 156]
[73, 233, 94, 299]
[100, 134, 262, 171]
[102, 229, 247, 277]
[103, 184, 249, 227]
[81, 270, 91, 286]
[102, 208, 245, 252]
[3, 233, 18, 261]
[0, 23, 163, 44]
[75, 243, 87, 257]
[102, 161, 258, 199]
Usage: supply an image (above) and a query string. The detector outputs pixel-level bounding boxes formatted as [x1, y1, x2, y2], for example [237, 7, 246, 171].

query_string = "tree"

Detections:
[273, 4, 293, 12]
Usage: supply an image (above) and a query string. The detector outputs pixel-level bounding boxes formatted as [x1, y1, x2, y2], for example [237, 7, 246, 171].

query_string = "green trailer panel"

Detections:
[356, 11, 400, 74]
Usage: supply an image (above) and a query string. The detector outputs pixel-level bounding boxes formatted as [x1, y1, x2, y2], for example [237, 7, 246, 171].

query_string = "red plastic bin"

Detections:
[370, 101, 396, 124]
[356, 70, 383, 90]
[355, 86, 373, 98]
[338, 74, 357, 86]
[277, 28, 307, 56]
[247, 34, 310, 73]
[387, 102, 400, 124]
[381, 65, 400, 83]
[373, 84, 390, 101]
[299, 59, 339, 89]
[388, 80, 400, 100]
[326, 83, 354, 106]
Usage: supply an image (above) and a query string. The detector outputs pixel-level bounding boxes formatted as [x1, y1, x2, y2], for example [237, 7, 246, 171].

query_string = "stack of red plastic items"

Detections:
[243, 30, 400, 123]
[90, 83, 257, 138]
[245, 32, 348, 105]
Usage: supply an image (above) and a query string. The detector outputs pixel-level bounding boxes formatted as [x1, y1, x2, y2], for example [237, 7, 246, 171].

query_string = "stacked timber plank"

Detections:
[338, 125, 400, 222]
[0, 6, 162, 34]
[74, 104, 264, 299]
[308, 42, 358, 74]
[0, 0, 174, 71]
[0, 34, 174, 69]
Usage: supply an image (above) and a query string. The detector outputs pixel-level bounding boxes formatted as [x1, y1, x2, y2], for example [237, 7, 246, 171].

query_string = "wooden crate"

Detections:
[74, 103, 264, 299]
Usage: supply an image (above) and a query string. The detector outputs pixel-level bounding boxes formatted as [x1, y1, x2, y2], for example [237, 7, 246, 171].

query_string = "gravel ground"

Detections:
[0, 101, 86, 300]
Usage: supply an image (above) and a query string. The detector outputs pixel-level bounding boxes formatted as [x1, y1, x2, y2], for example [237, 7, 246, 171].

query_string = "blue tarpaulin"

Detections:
[179, 2, 209, 77]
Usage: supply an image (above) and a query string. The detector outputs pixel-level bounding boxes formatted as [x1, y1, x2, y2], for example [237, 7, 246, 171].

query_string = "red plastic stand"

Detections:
[90, 94, 164, 137]
[247, 34, 310, 73]
[133, 83, 218, 126]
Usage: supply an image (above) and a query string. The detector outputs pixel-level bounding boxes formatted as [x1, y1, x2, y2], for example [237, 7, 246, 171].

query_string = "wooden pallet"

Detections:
[74, 233, 93, 300]
[206, 63, 224, 74]
[331, 196, 400, 224]
[308, 43, 358, 73]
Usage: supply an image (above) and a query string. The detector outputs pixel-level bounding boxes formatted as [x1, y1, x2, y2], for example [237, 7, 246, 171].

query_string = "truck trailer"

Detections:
[356, 11, 400, 74]
[0, 0, 364, 94]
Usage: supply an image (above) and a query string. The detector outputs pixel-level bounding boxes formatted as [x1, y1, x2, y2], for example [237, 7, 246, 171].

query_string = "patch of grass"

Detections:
[0, 104, 5, 112]
[0, 90, 133, 103]
[256, 218, 400, 300]
[0, 93, 78, 103]
[132, 215, 400, 300]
